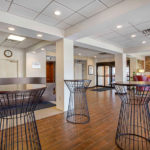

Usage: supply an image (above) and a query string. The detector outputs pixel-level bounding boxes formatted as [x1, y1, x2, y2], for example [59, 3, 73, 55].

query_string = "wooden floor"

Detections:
[37, 89, 121, 150]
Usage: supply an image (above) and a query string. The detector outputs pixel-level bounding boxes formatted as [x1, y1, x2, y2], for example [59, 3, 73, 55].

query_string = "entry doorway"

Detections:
[46, 61, 55, 83]
[96, 62, 115, 87]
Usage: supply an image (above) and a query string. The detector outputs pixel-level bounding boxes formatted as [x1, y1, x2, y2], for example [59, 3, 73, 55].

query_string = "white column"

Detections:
[130, 57, 137, 78]
[56, 38, 74, 111]
[115, 53, 127, 82]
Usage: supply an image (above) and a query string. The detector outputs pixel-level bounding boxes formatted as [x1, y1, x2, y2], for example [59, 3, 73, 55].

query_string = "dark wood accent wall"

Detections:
[145, 56, 150, 72]
[137, 59, 144, 70]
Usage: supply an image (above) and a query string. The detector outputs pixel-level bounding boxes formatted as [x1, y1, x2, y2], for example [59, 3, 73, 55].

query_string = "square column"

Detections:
[115, 53, 127, 82]
[56, 39, 74, 111]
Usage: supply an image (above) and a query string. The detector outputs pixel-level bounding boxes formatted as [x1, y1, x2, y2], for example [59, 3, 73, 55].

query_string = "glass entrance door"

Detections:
[97, 62, 115, 87]
[97, 66, 104, 86]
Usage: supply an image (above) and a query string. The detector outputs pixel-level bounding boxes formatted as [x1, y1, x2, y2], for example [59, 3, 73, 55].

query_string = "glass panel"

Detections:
[98, 66, 104, 86]
[105, 66, 111, 86]
[112, 67, 115, 83]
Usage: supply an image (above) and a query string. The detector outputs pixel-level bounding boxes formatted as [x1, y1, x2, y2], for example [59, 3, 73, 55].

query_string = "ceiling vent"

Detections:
[142, 29, 150, 36]
[98, 52, 111, 55]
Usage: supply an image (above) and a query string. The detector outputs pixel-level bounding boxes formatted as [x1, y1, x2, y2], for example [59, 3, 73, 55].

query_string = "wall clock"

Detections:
[4, 50, 13, 57]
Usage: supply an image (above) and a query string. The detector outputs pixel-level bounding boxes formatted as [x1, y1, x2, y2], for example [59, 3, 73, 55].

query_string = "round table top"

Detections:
[114, 81, 150, 86]
[0, 84, 46, 93]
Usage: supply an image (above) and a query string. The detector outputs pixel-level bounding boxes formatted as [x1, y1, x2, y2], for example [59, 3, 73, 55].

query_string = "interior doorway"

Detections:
[46, 61, 55, 83]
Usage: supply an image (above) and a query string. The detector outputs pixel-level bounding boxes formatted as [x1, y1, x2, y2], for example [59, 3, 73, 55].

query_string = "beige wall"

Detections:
[26, 51, 46, 77]
[0, 46, 26, 77]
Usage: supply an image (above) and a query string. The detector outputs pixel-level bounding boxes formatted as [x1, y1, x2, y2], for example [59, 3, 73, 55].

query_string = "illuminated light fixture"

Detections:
[94, 56, 96, 58]
[116, 25, 123, 29]
[54, 10, 61, 16]
[78, 53, 81, 56]
[32, 51, 36, 54]
[41, 48, 45, 51]
[142, 41, 146, 44]
[131, 34, 136, 38]
[8, 27, 15, 31]
[37, 34, 43, 37]
[8, 34, 26, 41]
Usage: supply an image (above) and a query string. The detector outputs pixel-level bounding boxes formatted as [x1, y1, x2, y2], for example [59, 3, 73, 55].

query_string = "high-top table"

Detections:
[0, 84, 46, 150]
[114, 81, 150, 150]
[65, 80, 91, 124]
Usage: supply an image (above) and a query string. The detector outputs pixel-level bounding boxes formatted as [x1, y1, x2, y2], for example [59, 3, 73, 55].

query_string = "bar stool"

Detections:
[65, 80, 91, 124]
[114, 82, 150, 150]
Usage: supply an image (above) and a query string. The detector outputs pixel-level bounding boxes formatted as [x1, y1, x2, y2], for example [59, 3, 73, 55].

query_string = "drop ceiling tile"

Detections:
[36, 14, 58, 26]
[42, 1, 74, 22]
[56, 22, 70, 30]
[100, 0, 124, 7]
[12, 0, 53, 12]
[55, 0, 94, 11]
[99, 31, 120, 40]
[0, 0, 10, 11]
[135, 20, 150, 31]
[16, 38, 40, 49]
[9, 4, 38, 19]
[2, 40, 19, 47]
[78, 1, 106, 18]
[64, 13, 85, 25]
[115, 26, 138, 35]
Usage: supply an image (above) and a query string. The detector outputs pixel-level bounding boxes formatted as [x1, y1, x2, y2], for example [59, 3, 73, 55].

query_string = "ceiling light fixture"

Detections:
[142, 41, 146, 44]
[41, 48, 45, 51]
[8, 27, 15, 31]
[54, 10, 61, 16]
[131, 34, 136, 38]
[37, 34, 43, 37]
[94, 56, 96, 58]
[78, 53, 81, 56]
[116, 25, 123, 29]
[8, 34, 26, 41]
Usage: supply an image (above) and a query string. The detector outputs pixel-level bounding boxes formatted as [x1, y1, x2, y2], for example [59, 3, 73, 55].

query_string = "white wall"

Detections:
[26, 51, 46, 77]
[0, 46, 26, 77]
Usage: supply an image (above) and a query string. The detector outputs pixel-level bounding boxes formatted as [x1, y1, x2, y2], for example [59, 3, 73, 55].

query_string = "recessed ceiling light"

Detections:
[54, 10, 61, 16]
[78, 53, 81, 56]
[131, 34, 136, 38]
[116, 25, 123, 29]
[37, 34, 43, 37]
[41, 48, 45, 51]
[142, 41, 146, 44]
[8, 27, 15, 31]
[94, 56, 97, 58]
[8, 34, 26, 41]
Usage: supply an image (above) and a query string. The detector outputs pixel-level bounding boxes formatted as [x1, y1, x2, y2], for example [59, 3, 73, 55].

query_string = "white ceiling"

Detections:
[91, 20, 150, 49]
[0, 31, 41, 49]
[1, 0, 125, 30]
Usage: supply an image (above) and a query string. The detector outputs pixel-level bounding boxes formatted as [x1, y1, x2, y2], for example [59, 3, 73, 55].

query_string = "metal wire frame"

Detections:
[0, 88, 46, 150]
[115, 84, 150, 150]
[65, 80, 91, 124]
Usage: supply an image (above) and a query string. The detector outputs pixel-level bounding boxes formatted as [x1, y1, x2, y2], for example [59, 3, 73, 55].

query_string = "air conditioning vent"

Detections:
[98, 52, 111, 55]
[142, 28, 150, 36]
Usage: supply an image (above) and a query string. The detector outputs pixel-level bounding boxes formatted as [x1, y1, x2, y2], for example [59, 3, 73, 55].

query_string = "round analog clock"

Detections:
[4, 50, 13, 57]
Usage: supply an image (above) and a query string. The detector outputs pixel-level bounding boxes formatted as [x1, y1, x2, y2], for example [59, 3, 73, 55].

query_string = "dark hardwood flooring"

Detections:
[37, 89, 121, 150]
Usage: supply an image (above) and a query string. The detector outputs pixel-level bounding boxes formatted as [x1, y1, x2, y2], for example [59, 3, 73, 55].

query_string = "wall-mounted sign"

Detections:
[46, 56, 56, 61]
[32, 62, 41, 69]
[88, 65, 94, 75]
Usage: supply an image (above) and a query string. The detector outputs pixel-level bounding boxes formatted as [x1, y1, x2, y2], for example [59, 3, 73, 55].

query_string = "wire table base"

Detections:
[65, 80, 91, 124]
[0, 85, 46, 150]
[115, 84, 150, 150]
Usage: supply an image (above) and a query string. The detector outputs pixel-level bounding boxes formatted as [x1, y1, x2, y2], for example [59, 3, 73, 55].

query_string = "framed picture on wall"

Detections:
[88, 65, 94, 75]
